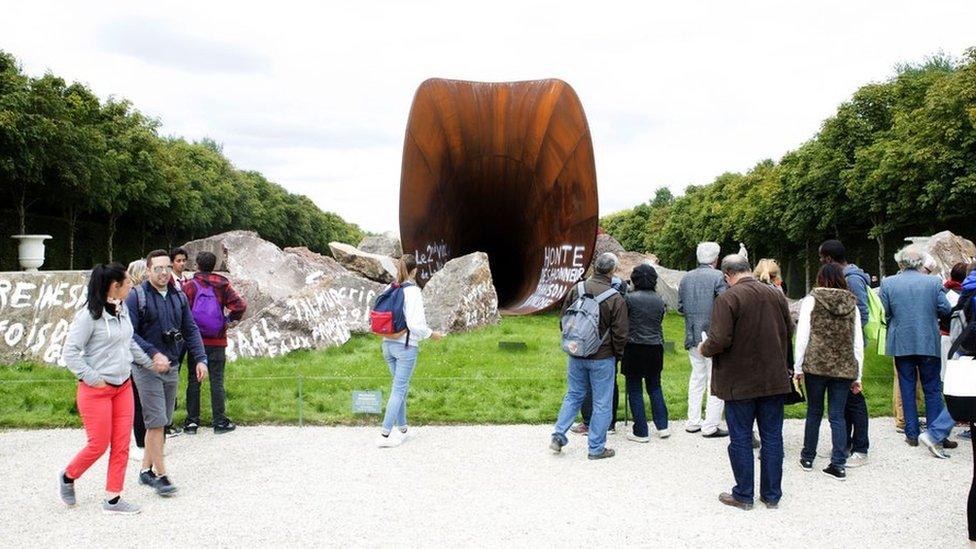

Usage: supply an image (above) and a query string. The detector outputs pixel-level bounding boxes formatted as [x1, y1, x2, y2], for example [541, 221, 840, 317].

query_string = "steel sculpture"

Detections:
[399, 78, 598, 314]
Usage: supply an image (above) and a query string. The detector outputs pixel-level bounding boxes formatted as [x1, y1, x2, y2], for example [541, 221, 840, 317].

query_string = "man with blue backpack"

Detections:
[550, 253, 629, 460]
[127, 249, 209, 497]
[181, 251, 247, 435]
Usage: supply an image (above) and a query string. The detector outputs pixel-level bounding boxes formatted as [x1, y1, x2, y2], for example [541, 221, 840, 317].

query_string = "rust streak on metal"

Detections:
[399, 78, 598, 314]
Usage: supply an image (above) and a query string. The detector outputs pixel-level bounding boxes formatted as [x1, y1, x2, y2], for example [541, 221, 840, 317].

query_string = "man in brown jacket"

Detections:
[700, 254, 793, 510]
[550, 253, 629, 460]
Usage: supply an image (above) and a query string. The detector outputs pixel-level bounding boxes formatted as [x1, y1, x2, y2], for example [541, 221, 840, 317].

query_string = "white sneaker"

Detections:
[846, 452, 868, 467]
[375, 433, 402, 448]
[685, 423, 702, 433]
[397, 427, 418, 442]
[627, 433, 650, 443]
[129, 446, 144, 462]
[657, 428, 671, 439]
[919, 432, 950, 459]
[102, 497, 141, 515]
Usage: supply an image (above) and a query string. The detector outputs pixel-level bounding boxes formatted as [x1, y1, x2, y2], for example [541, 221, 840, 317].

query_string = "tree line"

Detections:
[601, 48, 976, 289]
[0, 50, 364, 269]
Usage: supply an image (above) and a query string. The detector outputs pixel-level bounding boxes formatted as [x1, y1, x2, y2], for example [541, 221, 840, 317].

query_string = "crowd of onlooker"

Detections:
[548, 238, 973, 533]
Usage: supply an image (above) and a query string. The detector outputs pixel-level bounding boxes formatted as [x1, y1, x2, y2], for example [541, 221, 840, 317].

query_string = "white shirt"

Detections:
[794, 295, 864, 382]
[387, 284, 433, 347]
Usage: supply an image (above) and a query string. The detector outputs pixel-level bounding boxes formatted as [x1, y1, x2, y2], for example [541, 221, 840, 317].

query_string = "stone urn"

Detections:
[11, 235, 52, 271]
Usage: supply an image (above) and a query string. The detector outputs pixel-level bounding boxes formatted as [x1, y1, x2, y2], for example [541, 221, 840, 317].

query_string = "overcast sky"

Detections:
[3, 1, 974, 233]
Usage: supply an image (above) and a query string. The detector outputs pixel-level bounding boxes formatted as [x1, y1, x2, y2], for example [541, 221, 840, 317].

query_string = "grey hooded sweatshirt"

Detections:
[62, 304, 153, 386]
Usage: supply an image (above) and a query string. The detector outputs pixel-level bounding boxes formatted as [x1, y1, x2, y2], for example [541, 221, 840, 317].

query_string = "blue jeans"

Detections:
[725, 395, 785, 505]
[801, 374, 851, 467]
[925, 406, 956, 443]
[845, 390, 870, 454]
[625, 373, 668, 437]
[381, 341, 419, 433]
[895, 355, 944, 440]
[553, 356, 616, 455]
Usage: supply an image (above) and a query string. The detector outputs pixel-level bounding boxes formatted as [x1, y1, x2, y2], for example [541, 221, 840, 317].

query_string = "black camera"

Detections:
[162, 329, 184, 345]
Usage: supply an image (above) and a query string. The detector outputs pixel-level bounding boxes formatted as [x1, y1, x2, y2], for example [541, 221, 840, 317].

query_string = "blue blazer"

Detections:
[879, 269, 951, 358]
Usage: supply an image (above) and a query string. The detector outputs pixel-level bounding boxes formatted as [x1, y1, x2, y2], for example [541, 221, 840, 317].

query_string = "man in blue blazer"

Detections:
[880, 245, 952, 447]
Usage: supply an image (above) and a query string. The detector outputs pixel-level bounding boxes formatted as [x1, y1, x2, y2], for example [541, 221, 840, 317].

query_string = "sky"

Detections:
[2, 1, 975, 233]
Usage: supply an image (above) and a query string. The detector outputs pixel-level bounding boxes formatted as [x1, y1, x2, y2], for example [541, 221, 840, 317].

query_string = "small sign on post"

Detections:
[352, 390, 383, 414]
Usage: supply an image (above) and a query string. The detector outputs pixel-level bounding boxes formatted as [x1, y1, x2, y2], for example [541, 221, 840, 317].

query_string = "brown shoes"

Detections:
[718, 492, 753, 510]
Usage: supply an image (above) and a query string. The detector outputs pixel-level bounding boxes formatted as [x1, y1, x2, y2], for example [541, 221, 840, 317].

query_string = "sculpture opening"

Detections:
[399, 78, 598, 314]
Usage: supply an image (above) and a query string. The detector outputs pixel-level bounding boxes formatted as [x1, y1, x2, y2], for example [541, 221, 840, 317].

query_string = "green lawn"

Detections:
[0, 312, 899, 428]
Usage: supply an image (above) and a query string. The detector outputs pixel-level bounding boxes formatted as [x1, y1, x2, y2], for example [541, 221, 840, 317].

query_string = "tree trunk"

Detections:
[877, 232, 886, 279]
[107, 213, 117, 263]
[17, 185, 27, 235]
[804, 239, 811, 293]
[66, 206, 78, 270]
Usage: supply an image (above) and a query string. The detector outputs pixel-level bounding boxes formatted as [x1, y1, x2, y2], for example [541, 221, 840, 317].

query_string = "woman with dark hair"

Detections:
[622, 262, 669, 442]
[375, 254, 444, 447]
[794, 262, 864, 481]
[59, 263, 156, 514]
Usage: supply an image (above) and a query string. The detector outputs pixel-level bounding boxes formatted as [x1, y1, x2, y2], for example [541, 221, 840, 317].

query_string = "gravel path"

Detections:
[0, 419, 971, 547]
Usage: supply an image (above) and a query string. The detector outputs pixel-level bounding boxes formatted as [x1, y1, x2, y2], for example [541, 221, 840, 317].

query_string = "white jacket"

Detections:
[386, 284, 433, 348]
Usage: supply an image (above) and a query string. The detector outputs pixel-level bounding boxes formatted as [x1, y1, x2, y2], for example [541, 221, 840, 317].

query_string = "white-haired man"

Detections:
[880, 244, 952, 450]
[678, 242, 728, 437]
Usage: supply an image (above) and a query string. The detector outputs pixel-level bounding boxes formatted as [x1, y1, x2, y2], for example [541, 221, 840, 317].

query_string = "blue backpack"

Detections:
[370, 282, 413, 345]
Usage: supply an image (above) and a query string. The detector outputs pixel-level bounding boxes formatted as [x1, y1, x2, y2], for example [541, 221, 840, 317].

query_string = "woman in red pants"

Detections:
[59, 263, 156, 514]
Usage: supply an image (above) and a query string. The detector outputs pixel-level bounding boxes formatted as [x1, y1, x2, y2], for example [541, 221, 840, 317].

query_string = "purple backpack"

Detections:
[190, 281, 225, 338]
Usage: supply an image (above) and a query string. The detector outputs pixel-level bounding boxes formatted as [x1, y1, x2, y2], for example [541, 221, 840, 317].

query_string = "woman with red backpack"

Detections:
[373, 254, 443, 447]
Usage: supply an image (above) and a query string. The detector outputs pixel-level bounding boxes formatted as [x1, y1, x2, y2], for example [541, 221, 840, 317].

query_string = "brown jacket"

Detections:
[561, 273, 629, 359]
[700, 277, 794, 401]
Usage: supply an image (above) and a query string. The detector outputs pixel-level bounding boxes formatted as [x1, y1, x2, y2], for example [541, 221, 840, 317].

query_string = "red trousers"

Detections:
[65, 379, 134, 493]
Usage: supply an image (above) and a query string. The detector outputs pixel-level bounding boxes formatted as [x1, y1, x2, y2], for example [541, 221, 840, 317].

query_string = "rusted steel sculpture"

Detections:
[400, 78, 598, 314]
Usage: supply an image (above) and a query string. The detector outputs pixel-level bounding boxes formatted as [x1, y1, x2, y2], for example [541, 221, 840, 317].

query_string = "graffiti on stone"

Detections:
[519, 245, 587, 310]
[226, 283, 351, 362]
[0, 273, 89, 365]
[415, 240, 451, 283]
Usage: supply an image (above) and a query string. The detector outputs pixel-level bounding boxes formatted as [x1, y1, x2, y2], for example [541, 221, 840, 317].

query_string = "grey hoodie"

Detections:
[62, 304, 153, 387]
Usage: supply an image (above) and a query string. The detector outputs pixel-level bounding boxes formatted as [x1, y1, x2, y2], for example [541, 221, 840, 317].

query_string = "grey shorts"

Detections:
[132, 366, 179, 429]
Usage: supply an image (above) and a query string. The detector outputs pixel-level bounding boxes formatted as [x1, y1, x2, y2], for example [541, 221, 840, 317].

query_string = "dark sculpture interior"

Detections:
[400, 78, 598, 314]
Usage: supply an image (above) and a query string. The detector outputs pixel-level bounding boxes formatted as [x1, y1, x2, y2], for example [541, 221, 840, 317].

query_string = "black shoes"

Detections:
[942, 438, 959, 449]
[703, 428, 729, 438]
[822, 464, 846, 481]
[183, 422, 199, 435]
[214, 421, 237, 434]
[550, 435, 565, 453]
[139, 469, 158, 487]
[164, 425, 183, 438]
[759, 497, 779, 509]
[799, 458, 813, 472]
[153, 475, 178, 497]
[905, 437, 919, 447]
